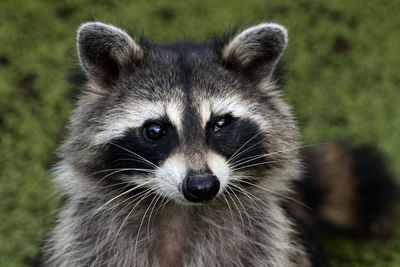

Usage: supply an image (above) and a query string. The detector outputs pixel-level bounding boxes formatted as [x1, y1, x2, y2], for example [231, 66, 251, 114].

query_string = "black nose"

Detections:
[182, 174, 220, 203]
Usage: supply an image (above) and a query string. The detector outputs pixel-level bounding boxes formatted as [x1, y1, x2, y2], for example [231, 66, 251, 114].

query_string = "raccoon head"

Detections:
[62, 22, 299, 205]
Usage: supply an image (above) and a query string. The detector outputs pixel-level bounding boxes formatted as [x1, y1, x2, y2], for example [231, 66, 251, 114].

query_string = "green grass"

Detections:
[0, 0, 399, 266]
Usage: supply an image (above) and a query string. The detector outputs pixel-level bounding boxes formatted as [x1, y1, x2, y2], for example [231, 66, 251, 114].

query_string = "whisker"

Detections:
[111, 188, 154, 249]
[146, 194, 162, 242]
[228, 182, 263, 210]
[225, 188, 245, 232]
[134, 194, 159, 259]
[220, 191, 236, 228]
[152, 194, 170, 216]
[109, 142, 161, 170]
[90, 180, 132, 193]
[93, 168, 156, 175]
[229, 152, 267, 168]
[110, 157, 160, 170]
[230, 160, 287, 172]
[228, 140, 265, 167]
[232, 178, 313, 212]
[227, 186, 252, 227]
[91, 181, 152, 218]
[227, 132, 262, 164]
[97, 168, 155, 183]
[230, 143, 322, 170]
[102, 187, 152, 215]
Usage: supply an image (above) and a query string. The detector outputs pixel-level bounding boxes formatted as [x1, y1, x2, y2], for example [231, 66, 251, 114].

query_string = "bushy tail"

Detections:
[289, 141, 398, 237]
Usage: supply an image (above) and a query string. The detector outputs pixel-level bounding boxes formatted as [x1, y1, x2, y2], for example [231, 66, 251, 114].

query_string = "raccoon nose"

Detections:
[182, 174, 220, 203]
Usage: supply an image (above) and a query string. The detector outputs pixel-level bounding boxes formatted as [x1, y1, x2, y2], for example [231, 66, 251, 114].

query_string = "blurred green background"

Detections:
[0, 0, 399, 266]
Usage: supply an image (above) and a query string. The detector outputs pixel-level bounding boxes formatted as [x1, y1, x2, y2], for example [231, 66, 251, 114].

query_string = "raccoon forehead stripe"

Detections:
[166, 101, 184, 133]
[198, 100, 211, 128]
[211, 96, 248, 117]
[210, 96, 265, 121]
[93, 101, 183, 145]
[199, 97, 247, 128]
[198, 96, 268, 129]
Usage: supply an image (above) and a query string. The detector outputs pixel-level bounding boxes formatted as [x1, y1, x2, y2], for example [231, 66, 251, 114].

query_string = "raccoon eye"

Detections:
[143, 123, 165, 141]
[213, 115, 233, 133]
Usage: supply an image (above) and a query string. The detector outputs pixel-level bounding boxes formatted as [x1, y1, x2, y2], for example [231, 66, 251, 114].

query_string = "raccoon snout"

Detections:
[182, 174, 220, 203]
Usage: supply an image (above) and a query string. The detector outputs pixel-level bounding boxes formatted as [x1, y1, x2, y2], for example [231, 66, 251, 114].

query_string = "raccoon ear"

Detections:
[220, 23, 287, 79]
[77, 22, 143, 86]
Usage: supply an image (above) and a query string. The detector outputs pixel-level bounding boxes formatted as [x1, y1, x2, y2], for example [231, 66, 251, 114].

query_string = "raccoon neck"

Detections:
[47, 193, 309, 267]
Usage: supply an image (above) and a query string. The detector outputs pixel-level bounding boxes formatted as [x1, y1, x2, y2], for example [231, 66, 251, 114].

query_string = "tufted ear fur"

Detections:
[77, 22, 143, 86]
[220, 23, 287, 80]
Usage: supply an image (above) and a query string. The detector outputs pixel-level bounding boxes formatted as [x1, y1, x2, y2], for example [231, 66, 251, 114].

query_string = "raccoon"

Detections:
[42, 22, 397, 266]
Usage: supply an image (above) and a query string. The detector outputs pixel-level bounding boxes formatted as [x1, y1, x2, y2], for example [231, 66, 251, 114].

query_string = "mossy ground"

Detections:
[0, 0, 399, 266]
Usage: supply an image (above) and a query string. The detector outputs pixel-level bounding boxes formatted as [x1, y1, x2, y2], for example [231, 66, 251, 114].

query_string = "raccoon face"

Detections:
[68, 22, 297, 204]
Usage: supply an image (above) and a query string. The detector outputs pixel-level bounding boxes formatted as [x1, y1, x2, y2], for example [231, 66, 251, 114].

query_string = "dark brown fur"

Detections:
[289, 142, 398, 237]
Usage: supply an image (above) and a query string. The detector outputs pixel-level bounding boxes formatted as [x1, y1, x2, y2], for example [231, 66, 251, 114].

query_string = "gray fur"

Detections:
[222, 23, 287, 78]
[43, 22, 311, 266]
[77, 22, 143, 86]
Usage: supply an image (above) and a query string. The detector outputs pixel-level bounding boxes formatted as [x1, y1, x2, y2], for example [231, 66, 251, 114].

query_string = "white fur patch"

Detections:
[198, 96, 251, 129]
[93, 100, 184, 145]
[206, 151, 230, 191]
[154, 153, 187, 202]
[209, 96, 270, 130]
[93, 100, 165, 145]
[211, 96, 248, 118]
[166, 101, 184, 133]
[198, 100, 211, 128]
